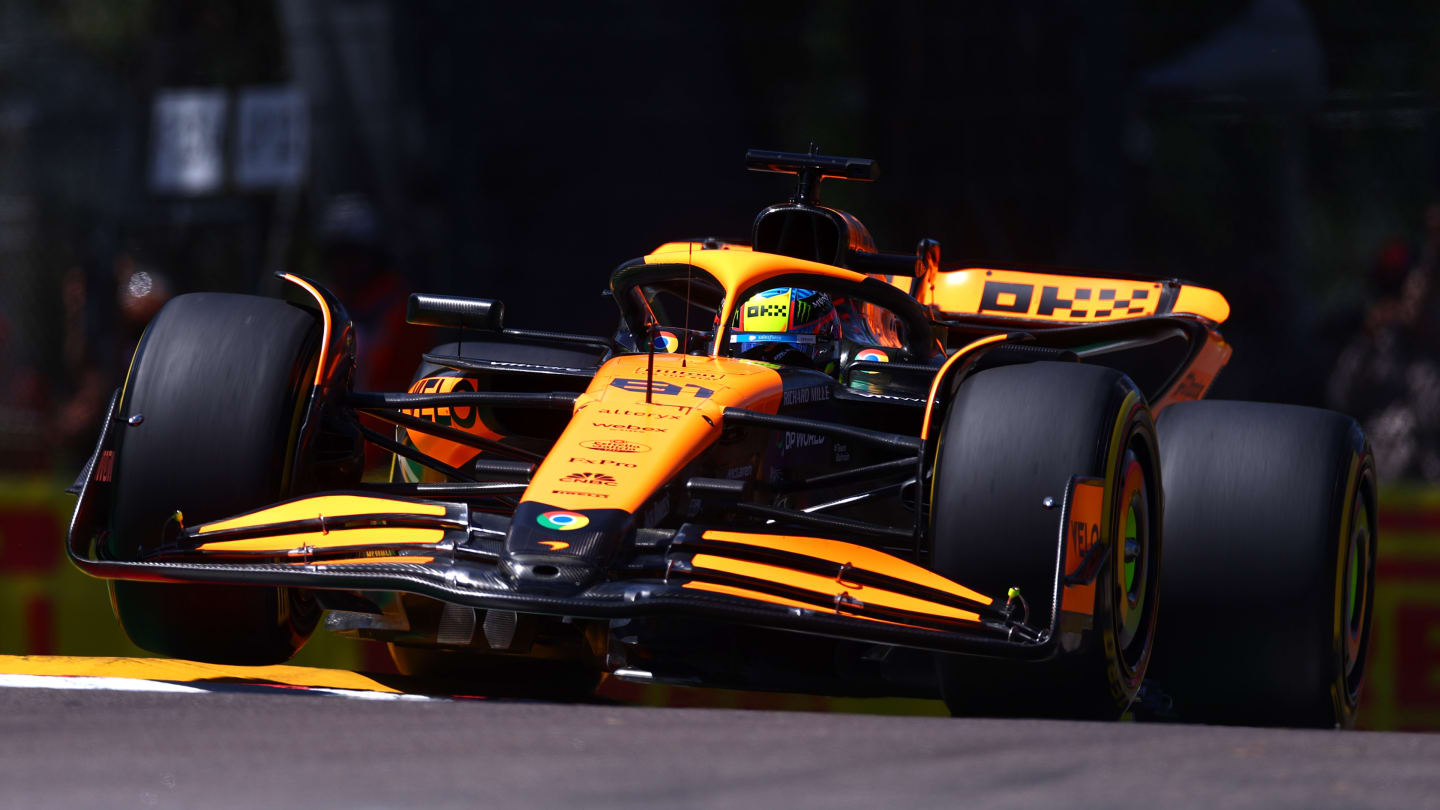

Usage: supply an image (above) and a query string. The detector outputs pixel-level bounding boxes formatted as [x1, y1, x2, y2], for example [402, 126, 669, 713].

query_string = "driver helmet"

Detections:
[729, 287, 839, 361]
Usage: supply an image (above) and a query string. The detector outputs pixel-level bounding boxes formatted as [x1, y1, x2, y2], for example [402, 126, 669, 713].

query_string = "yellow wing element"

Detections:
[681, 581, 827, 612]
[688, 554, 981, 622]
[931, 268, 1164, 323]
[701, 530, 993, 606]
[1171, 284, 1231, 323]
[919, 267, 1231, 326]
[196, 528, 444, 553]
[668, 529, 1004, 630]
[189, 494, 456, 555]
[197, 494, 446, 533]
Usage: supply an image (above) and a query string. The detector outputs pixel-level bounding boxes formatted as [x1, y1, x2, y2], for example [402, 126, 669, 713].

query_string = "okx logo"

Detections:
[537, 510, 590, 531]
[561, 472, 618, 486]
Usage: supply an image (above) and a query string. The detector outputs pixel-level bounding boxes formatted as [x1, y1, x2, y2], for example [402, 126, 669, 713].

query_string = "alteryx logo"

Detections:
[536, 510, 589, 531]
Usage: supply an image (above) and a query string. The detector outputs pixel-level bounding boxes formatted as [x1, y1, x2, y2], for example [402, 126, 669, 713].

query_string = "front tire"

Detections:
[1150, 401, 1377, 728]
[930, 361, 1162, 719]
[108, 293, 329, 664]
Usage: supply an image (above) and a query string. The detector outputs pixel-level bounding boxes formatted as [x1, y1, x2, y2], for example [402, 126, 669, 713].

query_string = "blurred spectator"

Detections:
[316, 194, 428, 394]
[1328, 204, 1440, 481]
[315, 195, 430, 473]
[52, 257, 173, 472]
[0, 304, 49, 471]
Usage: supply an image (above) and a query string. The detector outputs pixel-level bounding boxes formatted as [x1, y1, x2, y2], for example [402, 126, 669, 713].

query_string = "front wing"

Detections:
[69, 394, 1090, 662]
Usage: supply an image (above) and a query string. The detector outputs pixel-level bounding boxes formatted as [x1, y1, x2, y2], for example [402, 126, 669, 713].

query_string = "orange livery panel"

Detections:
[520, 354, 783, 514]
[1060, 478, 1104, 618]
[399, 375, 507, 471]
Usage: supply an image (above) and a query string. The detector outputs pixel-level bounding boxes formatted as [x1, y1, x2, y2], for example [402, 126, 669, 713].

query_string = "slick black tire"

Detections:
[1149, 401, 1377, 728]
[108, 293, 324, 665]
[931, 361, 1161, 719]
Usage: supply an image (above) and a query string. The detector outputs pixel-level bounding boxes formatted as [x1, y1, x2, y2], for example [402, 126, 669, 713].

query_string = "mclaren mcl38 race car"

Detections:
[68, 149, 1376, 727]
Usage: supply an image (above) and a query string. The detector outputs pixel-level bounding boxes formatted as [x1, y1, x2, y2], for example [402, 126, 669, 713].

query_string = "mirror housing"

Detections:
[406, 293, 504, 331]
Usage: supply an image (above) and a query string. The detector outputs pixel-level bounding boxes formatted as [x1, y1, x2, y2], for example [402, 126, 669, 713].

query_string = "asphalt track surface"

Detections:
[3, 674, 1439, 809]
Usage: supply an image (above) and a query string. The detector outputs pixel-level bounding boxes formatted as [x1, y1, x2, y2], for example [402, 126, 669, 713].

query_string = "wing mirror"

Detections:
[406, 293, 504, 331]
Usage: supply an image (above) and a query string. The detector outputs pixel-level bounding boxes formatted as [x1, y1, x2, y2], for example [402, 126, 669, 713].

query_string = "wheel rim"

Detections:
[1341, 480, 1375, 705]
[1114, 448, 1154, 671]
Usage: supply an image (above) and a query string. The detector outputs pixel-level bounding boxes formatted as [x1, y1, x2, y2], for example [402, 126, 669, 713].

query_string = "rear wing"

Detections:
[903, 266, 1230, 327]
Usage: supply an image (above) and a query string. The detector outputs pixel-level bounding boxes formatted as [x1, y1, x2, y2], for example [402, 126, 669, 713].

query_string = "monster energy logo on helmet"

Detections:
[736, 288, 828, 331]
[731, 287, 838, 360]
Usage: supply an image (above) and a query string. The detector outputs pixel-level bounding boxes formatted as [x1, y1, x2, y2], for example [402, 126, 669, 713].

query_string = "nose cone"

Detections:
[503, 503, 632, 594]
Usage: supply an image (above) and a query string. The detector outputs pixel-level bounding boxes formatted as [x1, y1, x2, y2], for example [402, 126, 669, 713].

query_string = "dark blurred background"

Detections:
[2, 0, 1439, 727]
[2, 0, 1439, 475]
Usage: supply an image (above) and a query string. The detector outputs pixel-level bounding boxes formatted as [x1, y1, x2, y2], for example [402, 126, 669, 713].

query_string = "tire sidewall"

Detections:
[1094, 394, 1162, 708]
[1329, 440, 1377, 727]
[107, 292, 326, 664]
[1152, 401, 1378, 728]
[929, 362, 1161, 718]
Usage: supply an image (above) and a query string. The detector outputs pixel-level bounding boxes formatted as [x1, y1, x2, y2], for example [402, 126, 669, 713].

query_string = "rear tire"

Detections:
[930, 361, 1161, 719]
[1150, 401, 1376, 728]
[108, 293, 328, 665]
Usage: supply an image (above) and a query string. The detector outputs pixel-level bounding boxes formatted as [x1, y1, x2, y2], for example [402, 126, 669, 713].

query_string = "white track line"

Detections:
[0, 673, 439, 700]
[0, 674, 208, 693]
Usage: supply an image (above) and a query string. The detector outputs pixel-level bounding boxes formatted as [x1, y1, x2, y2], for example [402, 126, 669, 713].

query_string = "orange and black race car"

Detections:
[67, 149, 1375, 727]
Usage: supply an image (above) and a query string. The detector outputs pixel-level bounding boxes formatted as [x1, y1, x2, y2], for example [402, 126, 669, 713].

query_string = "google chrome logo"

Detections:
[537, 510, 590, 531]
[855, 348, 889, 362]
[653, 331, 680, 353]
